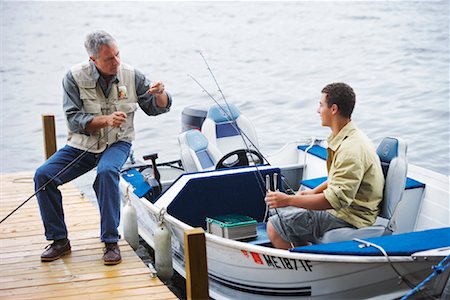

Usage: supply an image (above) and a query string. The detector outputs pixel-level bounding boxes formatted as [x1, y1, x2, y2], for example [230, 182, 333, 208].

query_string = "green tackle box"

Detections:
[206, 214, 257, 240]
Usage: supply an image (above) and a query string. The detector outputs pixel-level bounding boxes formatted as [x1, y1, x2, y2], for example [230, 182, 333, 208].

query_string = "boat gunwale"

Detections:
[121, 177, 428, 264]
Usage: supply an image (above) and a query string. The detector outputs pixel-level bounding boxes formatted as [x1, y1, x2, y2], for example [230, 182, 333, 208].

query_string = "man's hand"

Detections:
[86, 111, 127, 132]
[106, 111, 127, 127]
[147, 80, 169, 108]
[147, 80, 165, 95]
[265, 191, 291, 209]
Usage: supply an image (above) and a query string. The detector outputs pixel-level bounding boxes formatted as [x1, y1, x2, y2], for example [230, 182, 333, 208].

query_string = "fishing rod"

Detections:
[0, 126, 117, 225]
[195, 51, 299, 195]
[1, 82, 167, 225]
[191, 52, 295, 248]
[187, 73, 267, 193]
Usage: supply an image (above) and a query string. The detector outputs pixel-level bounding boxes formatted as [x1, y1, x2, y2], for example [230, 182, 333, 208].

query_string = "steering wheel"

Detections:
[215, 149, 264, 170]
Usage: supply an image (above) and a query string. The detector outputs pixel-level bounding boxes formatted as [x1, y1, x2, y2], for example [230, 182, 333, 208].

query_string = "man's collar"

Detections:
[327, 121, 357, 151]
[89, 60, 119, 83]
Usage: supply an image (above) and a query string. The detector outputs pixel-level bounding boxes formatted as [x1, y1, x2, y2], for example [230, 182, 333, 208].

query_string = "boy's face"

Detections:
[317, 93, 333, 127]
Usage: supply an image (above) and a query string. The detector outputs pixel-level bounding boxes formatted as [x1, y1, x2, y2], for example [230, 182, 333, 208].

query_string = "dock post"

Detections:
[42, 114, 57, 159]
[184, 228, 209, 300]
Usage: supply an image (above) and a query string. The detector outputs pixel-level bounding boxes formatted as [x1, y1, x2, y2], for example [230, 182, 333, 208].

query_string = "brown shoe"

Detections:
[103, 242, 121, 265]
[41, 239, 71, 262]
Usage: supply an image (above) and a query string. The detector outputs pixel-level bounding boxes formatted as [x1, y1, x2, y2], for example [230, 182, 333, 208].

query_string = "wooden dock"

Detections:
[0, 172, 178, 299]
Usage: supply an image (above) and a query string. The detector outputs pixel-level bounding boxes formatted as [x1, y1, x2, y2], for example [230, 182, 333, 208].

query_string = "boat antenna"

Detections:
[0, 126, 116, 225]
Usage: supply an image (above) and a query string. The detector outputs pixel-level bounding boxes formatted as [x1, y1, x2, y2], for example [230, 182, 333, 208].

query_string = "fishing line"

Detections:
[193, 52, 298, 194]
[187, 73, 267, 196]
[191, 52, 295, 248]
[0, 126, 117, 225]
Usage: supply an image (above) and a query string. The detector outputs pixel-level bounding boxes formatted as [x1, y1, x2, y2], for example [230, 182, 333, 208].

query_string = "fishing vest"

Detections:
[67, 62, 138, 153]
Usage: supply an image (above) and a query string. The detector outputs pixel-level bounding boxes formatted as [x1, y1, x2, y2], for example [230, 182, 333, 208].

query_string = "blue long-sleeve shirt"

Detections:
[62, 61, 172, 134]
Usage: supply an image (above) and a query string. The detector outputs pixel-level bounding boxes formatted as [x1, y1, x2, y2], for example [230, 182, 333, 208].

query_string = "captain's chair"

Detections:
[178, 129, 223, 173]
[315, 137, 408, 244]
[201, 103, 260, 155]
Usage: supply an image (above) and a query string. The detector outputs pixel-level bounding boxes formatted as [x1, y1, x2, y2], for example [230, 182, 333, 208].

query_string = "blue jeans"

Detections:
[34, 141, 131, 243]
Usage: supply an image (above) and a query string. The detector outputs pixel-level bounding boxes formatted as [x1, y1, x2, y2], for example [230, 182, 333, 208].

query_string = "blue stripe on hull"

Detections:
[209, 273, 312, 297]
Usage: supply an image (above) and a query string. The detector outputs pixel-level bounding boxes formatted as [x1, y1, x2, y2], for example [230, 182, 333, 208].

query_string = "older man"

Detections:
[266, 83, 384, 249]
[34, 31, 172, 264]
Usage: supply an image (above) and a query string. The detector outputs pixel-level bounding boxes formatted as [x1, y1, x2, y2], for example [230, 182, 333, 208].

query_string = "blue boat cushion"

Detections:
[196, 149, 214, 169]
[122, 168, 152, 198]
[301, 177, 327, 189]
[248, 222, 271, 245]
[300, 176, 424, 190]
[376, 138, 400, 178]
[207, 103, 241, 123]
[186, 129, 208, 151]
[216, 121, 240, 138]
[405, 177, 425, 189]
[184, 129, 216, 169]
[376, 137, 399, 163]
[298, 145, 328, 160]
[290, 227, 450, 256]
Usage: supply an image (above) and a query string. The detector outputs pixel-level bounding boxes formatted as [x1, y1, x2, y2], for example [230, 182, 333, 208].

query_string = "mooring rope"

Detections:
[401, 253, 450, 300]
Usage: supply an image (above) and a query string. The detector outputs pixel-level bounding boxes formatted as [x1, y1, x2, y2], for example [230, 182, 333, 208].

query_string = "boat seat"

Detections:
[178, 129, 223, 173]
[201, 103, 260, 157]
[314, 137, 409, 244]
[291, 227, 450, 256]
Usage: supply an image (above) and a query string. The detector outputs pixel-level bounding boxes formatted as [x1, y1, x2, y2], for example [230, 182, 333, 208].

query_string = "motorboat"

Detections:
[119, 102, 450, 299]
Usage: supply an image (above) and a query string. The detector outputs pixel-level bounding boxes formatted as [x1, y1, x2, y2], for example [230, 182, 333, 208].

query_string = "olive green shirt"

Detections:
[323, 121, 385, 228]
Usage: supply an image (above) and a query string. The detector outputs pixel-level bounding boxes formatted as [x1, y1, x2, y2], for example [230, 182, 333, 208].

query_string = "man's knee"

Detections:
[34, 164, 51, 184]
[266, 221, 278, 240]
[96, 165, 119, 179]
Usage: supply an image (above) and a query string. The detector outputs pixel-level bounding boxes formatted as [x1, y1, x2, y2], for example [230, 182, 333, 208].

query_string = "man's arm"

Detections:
[135, 69, 172, 115]
[63, 71, 94, 134]
[298, 180, 328, 195]
[266, 191, 333, 210]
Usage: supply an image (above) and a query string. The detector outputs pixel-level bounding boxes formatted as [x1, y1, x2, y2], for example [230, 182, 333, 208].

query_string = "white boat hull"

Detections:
[120, 137, 450, 299]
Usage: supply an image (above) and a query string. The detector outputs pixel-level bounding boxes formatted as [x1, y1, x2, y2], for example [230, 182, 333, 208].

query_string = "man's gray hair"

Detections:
[84, 31, 116, 58]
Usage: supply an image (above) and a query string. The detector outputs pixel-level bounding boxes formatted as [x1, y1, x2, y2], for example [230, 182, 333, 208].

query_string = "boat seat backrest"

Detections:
[315, 137, 408, 244]
[201, 103, 259, 156]
[377, 137, 408, 227]
[178, 129, 223, 173]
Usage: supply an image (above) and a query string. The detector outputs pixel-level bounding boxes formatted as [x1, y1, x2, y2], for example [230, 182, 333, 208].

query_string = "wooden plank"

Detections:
[56, 286, 176, 300]
[184, 227, 209, 300]
[0, 261, 146, 284]
[0, 172, 177, 299]
[0, 267, 151, 290]
[42, 114, 57, 159]
[0, 248, 137, 272]
[0, 274, 154, 297]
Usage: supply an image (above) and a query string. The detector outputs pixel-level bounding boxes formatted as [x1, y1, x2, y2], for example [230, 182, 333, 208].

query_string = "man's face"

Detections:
[91, 43, 120, 76]
[317, 93, 333, 127]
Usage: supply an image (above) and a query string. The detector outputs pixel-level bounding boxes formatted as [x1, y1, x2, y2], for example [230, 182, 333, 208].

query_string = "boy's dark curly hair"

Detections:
[321, 83, 356, 119]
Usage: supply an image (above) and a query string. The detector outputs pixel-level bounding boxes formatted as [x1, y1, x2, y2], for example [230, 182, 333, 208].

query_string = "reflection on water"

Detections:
[1, 1, 449, 175]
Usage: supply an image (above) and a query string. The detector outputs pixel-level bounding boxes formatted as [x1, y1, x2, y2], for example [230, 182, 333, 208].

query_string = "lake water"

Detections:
[1, 1, 449, 175]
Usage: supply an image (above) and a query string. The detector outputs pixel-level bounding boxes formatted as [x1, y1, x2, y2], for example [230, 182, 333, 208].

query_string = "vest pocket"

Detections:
[80, 86, 97, 100]
[115, 103, 137, 141]
[83, 101, 102, 116]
